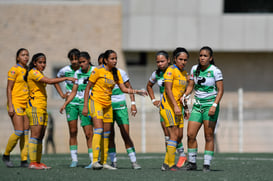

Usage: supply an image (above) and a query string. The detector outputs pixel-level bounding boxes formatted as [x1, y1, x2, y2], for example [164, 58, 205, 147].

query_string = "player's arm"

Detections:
[82, 80, 94, 116]
[54, 82, 66, 99]
[39, 76, 75, 84]
[208, 80, 224, 116]
[60, 84, 78, 114]
[165, 81, 181, 116]
[118, 83, 147, 96]
[124, 80, 137, 116]
[146, 81, 160, 107]
[6, 80, 15, 117]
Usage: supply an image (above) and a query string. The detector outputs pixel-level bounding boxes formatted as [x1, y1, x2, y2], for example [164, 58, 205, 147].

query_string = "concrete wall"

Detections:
[0, 1, 125, 108]
[122, 0, 273, 51]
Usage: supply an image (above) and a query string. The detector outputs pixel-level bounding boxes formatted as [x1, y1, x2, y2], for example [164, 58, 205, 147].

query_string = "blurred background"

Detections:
[0, 0, 273, 154]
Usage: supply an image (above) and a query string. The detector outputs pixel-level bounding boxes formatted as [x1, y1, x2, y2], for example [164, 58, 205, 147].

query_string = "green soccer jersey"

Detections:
[74, 66, 95, 105]
[190, 64, 223, 99]
[148, 70, 165, 96]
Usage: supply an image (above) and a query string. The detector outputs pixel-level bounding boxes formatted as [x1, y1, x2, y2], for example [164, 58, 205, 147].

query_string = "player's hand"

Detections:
[131, 105, 137, 117]
[82, 106, 88, 117]
[174, 105, 182, 116]
[136, 89, 148, 97]
[180, 94, 190, 107]
[67, 77, 76, 83]
[208, 106, 216, 116]
[184, 109, 190, 120]
[153, 100, 161, 108]
[59, 105, 65, 114]
[8, 107, 15, 118]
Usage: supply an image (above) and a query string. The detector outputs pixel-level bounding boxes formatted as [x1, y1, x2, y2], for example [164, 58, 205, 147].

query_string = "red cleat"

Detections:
[176, 156, 187, 168]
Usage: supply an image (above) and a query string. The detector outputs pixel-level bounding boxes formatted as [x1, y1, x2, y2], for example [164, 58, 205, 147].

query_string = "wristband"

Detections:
[131, 101, 136, 105]
[151, 99, 156, 103]
[212, 103, 217, 107]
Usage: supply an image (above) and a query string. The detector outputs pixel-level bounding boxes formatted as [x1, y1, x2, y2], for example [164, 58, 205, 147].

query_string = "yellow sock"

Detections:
[4, 130, 23, 155]
[29, 138, 38, 163]
[20, 130, 29, 161]
[100, 131, 110, 165]
[37, 140, 43, 163]
[167, 140, 177, 167]
[92, 128, 103, 163]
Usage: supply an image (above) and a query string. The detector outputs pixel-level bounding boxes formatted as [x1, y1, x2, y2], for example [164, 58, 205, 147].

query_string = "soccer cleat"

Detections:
[39, 162, 51, 169]
[2, 155, 14, 168]
[69, 161, 78, 168]
[181, 162, 197, 171]
[131, 162, 141, 170]
[20, 160, 29, 168]
[28, 162, 44, 170]
[169, 165, 179, 171]
[85, 162, 93, 169]
[176, 156, 187, 168]
[111, 162, 117, 168]
[92, 162, 103, 170]
[103, 164, 117, 170]
[203, 165, 210, 172]
[161, 163, 169, 171]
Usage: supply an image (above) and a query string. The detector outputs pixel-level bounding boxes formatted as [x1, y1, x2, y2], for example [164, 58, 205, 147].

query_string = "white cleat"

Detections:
[103, 164, 117, 170]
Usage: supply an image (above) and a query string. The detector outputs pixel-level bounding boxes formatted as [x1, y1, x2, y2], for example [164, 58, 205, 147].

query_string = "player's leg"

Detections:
[108, 122, 117, 167]
[19, 114, 29, 167]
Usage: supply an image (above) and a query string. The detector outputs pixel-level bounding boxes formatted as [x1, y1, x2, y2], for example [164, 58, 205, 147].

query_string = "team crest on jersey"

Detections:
[10, 70, 15, 75]
[91, 70, 96, 75]
[207, 71, 212, 77]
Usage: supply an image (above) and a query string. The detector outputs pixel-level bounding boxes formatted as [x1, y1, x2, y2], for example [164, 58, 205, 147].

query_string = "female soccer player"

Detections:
[101, 63, 141, 169]
[25, 53, 75, 169]
[146, 51, 170, 145]
[54, 48, 81, 167]
[82, 49, 147, 170]
[60, 51, 95, 168]
[2, 48, 30, 168]
[182, 46, 224, 172]
[159, 47, 190, 171]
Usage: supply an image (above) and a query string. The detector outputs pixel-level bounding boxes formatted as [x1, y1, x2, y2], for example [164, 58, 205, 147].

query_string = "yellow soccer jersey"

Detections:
[161, 64, 187, 109]
[89, 65, 123, 106]
[27, 68, 47, 110]
[7, 64, 29, 104]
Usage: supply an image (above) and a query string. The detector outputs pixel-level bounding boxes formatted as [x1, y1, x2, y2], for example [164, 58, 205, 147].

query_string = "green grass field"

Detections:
[1, 153, 272, 181]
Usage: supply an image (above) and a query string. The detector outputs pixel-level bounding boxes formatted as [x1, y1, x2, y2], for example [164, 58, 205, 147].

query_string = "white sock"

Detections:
[204, 154, 213, 165]
[128, 152, 136, 163]
[109, 152, 117, 163]
[188, 152, 197, 163]
[89, 152, 93, 162]
[71, 150, 78, 162]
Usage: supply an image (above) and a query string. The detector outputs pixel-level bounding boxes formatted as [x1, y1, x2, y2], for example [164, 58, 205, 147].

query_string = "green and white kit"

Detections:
[189, 64, 223, 122]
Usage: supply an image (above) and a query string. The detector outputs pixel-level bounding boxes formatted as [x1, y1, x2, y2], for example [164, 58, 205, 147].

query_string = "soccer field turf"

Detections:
[1, 153, 272, 181]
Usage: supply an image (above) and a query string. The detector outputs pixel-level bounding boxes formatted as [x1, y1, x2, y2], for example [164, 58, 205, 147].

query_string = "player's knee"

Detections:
[15, 130, 24, 136]
[94, 128, 103, 135]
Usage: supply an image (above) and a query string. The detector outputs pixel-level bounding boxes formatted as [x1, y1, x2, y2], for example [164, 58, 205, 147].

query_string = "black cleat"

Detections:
[21, 160, 29, 168]
[161, 163, 169, 171]
[203, 164, 210, 172]
[181, 162, 197, 171]
[2, 155, 14, 168]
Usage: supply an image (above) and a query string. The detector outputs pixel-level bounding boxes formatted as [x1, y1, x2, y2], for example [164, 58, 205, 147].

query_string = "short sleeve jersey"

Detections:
[161, 65, 187, 108]
[88, 65, 123, 106]
[190, 64, 223, 99]
[111, 69, 129, 110]
[7, 64, 29, 104]
[149, 70, 165, 96]
[57, 65, 78, 104]
[74, 66, 95, 105]
[27, 68, 47, 110]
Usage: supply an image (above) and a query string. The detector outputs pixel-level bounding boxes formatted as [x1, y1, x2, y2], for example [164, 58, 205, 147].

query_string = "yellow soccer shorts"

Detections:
[160, 106, 184, 128]
[7, 102, 27, 116]
[89, 98, 113, 123]
[26, 107, 48, 126]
